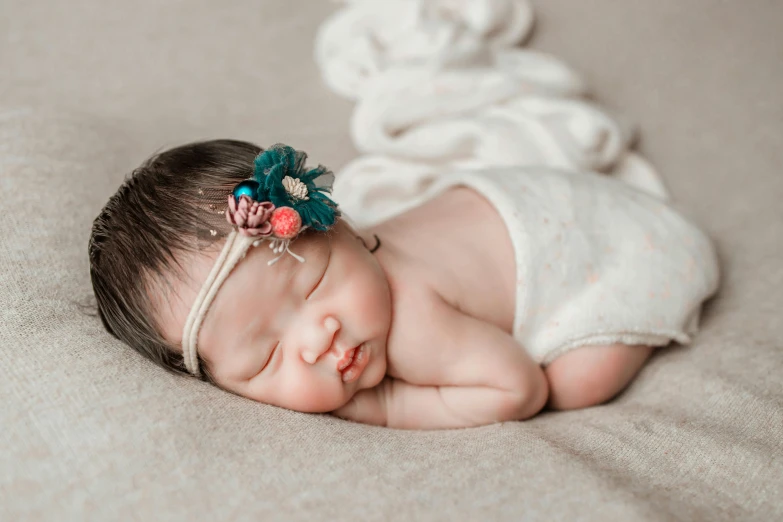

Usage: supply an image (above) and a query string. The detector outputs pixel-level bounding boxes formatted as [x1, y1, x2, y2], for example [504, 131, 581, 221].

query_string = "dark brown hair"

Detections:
[88, 139, 263, 384]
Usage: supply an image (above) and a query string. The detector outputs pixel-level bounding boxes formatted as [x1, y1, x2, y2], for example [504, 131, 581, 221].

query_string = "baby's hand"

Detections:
[333, 373, 547, 430]
[333, 296, 549, 430]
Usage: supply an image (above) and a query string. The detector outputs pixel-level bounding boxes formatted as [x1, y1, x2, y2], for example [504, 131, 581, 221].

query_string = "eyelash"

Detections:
[260, 342, 279, 372]
[305, 268, 327, 300]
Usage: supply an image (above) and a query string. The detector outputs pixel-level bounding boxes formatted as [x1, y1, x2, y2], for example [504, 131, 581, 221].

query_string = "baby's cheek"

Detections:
[356, 277, 391, 325]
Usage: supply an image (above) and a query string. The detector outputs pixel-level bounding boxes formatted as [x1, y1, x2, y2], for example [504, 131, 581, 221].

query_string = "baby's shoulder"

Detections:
[373, 184, 517, 336]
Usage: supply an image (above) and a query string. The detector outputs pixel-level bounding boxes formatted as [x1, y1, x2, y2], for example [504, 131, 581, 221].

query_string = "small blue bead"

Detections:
[232, 180, 260, 201]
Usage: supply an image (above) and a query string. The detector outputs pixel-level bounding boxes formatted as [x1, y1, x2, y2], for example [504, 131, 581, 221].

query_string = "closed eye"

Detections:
[305, 268, 327, 300]
[259, 342, 279, 372]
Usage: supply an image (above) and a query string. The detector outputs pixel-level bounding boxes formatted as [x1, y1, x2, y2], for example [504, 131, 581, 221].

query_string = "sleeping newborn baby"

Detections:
[89, 140, 719, 429]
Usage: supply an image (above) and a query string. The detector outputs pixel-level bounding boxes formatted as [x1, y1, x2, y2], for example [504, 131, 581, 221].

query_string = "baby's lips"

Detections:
[340, 344, 369, 384]
[336, 347, 357, 372]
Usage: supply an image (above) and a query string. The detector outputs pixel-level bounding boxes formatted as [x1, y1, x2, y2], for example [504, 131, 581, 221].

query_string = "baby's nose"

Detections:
[301, 316, 341, 364]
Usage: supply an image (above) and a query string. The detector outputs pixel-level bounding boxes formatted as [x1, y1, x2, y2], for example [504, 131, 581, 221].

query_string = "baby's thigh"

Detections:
[544, 343, 653, 411]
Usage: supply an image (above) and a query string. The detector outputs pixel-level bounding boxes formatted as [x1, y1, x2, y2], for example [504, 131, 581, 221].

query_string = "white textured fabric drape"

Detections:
[315, 0, 669, 225]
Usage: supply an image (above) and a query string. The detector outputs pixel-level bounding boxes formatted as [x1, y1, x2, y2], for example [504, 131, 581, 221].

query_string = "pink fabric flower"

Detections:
[225, 195, 275, 237]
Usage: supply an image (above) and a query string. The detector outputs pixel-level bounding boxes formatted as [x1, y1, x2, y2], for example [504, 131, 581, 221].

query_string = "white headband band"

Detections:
[181, 230, 255, 377]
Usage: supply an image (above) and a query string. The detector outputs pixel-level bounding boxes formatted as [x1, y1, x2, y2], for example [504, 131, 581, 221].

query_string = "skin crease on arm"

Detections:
[332, 289, 550, 430]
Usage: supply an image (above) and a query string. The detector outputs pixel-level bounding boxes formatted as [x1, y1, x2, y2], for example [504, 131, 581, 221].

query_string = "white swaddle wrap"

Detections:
[414, 167, 720, 363]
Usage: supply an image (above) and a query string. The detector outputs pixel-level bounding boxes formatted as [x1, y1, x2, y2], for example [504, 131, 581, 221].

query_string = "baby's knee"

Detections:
[544, 343, 653, 410]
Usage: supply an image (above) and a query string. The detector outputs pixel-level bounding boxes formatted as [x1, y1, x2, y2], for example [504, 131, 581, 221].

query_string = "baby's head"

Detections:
[89, 140, 391, 412]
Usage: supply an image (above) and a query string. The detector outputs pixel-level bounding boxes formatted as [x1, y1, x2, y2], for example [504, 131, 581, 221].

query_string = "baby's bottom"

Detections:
[544, 344, 653, 410]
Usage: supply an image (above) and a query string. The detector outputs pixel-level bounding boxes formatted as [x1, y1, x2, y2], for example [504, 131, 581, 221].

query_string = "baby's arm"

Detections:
[334, 301, 549, 429]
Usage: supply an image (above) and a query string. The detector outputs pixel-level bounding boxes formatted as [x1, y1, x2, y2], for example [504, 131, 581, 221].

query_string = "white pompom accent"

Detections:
[282, 176, 309, 201]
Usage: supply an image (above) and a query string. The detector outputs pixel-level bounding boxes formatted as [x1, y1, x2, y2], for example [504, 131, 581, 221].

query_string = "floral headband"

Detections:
[182, 144, 340, 377]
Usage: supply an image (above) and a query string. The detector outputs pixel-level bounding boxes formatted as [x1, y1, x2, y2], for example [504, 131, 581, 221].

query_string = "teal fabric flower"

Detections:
[252, 144, 339, 232]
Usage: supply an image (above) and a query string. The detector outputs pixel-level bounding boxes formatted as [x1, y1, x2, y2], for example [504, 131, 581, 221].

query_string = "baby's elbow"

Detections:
[502, 370, 549, 421]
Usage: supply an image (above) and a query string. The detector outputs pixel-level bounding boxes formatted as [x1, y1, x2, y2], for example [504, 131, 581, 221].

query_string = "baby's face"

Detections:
[154, 220, 392, 413]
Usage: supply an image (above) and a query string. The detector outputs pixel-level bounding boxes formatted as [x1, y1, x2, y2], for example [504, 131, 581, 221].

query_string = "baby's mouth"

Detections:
[338, 343, 369, 383]
[336, 346, 358, 372]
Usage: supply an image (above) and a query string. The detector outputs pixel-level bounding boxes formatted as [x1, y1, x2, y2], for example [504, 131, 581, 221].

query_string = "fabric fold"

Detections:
[315, 0, 670, 227]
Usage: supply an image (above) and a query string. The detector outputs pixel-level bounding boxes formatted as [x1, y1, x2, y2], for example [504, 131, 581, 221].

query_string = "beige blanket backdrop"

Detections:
[1, 1, 781, 520]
